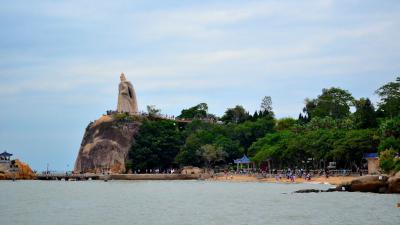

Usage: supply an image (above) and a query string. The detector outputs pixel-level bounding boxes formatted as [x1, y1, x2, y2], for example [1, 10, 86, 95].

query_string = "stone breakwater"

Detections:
[35, 173, 200, 181]
[106, 174, 200, 180]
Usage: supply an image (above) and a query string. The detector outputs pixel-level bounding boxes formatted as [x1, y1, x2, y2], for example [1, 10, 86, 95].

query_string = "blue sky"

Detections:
[0, 0, 399, 171]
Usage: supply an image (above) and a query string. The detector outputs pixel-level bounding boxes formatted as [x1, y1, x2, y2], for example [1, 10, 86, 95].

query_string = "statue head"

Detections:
[120, 73, 126, 82]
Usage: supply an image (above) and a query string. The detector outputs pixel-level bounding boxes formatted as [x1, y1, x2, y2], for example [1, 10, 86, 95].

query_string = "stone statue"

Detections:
[117, 73, 138, 114]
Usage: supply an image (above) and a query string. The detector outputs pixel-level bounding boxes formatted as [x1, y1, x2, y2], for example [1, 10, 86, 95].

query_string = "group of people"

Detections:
[130, 168, 177, 174]
[273, 168, 312, 182]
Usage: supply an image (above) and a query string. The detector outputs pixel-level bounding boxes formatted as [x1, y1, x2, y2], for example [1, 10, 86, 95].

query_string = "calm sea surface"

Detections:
[0, 180, 399, 225]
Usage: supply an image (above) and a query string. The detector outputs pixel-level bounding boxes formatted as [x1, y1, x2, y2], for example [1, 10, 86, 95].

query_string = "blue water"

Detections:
[0, 180, 399, 225]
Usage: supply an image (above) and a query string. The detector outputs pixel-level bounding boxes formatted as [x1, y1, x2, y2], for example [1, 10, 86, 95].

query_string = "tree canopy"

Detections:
[221, 105, 250, 124]
[375, 77, 400, 118]
[177, 103, 209, 119]
[126, 76, 400, 173]
[304, 87, 354, 120]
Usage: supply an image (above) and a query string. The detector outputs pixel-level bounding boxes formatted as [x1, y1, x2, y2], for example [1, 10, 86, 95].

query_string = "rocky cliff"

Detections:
[74, 115, 141, 173]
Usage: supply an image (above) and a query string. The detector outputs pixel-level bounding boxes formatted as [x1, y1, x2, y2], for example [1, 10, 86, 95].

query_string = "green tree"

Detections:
[302, 99, 317, 121]
[128, 120, 183, 171]
[276, 118, 297, 131]
[379, 116, 400, 138]
[332, 129, 380, 169]
[250, 131, 294, 168]
[304, 87, 355, 119]
[214, 136, 242, 163]
[305, 117, 355, 131]
[177, 103, 209, 119]
[221, 105, 250, 124]
[260, 96, 273, 114]
[233, 117, 275, 150]
[303, 129, 342, 169]
[378, 116, 400, 152]
[379, 137, 400, 153]
[197, 144, 228, 167]
[379, 149, 400, 173]
[175, 132, 206, 167]
[375, 77, 400, 118]
[146, 105, 161, 118]
[354, 98, 377, 129]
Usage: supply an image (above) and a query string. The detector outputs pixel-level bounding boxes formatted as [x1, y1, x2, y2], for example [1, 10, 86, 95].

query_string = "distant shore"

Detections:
[211, 174, 358, 186]
[4, 173, 358, 186]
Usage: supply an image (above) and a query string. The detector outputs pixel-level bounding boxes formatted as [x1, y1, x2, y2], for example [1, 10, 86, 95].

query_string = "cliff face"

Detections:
[74, 115, 141, 173]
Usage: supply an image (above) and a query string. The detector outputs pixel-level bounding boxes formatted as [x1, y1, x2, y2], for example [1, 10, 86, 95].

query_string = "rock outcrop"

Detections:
[334, 174, 400, 194]
[348, 175, 389, 193]
[14, 159, 35, 179]
[388, 172, 400, 193]
[74, 115, 141, 174]
[295, 174, 400, 194]
[0, 159, 35, 180]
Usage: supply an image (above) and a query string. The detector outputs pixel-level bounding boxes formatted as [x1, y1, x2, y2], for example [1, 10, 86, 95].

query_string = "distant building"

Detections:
[363, 153, 379, 174]
[0, 151, 13, 172]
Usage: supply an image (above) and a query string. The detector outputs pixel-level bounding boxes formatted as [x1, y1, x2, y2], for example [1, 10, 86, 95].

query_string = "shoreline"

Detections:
[3, 173, 358, 186]
[210, 174, 358, 186]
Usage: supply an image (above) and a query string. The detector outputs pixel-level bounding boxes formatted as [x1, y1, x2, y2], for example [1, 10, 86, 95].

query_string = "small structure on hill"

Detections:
[117, 73, 138, 114]
[0, 151, 12, 162]
[0, 151, 13, 173]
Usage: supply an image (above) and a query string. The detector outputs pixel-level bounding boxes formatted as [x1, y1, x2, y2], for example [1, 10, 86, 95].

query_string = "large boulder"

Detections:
[74, 115, 141, 174]
[388, 172, 400, 193]
[349, 175, 389, 193]
[13, 159, 35, 179]
[181, 166, 202, 175]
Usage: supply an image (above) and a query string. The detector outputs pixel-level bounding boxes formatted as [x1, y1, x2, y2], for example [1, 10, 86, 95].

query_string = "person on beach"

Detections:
[325, 169, 329, 178]
[306, 173, 311, 181]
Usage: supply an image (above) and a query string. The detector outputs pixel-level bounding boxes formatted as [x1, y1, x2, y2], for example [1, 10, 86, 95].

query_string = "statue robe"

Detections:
[117, 81, 138, 114]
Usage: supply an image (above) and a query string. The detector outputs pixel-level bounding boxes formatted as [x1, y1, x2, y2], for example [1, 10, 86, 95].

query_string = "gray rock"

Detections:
[294, 189, 321, 193]
[74, 115, 140, 173]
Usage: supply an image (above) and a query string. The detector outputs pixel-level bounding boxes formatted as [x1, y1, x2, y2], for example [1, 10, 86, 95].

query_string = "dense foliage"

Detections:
[127, 119, 183, 171]
[379, 149, 400, 173]
[127, 77, 400, 173]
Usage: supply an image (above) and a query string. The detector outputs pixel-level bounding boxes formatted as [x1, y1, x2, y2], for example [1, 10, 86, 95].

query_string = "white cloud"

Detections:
[1, 0, 399, 110]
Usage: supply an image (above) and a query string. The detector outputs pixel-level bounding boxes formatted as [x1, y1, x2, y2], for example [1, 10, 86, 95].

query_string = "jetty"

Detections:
[36, 173, 100, 180]
[35, 173, 200, 181]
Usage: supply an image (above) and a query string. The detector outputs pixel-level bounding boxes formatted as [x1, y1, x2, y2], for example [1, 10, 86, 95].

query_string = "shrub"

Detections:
[379, 149, 400, 173]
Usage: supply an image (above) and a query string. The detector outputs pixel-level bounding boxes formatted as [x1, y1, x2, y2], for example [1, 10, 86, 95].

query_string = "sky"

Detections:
[0, 0, 399, 171]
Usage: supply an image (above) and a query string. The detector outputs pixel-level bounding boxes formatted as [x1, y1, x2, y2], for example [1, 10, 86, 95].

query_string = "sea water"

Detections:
[0, 180, 399, 225]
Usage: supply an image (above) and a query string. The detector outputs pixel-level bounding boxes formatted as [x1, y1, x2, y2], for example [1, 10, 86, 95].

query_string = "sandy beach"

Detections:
[212, 174, 358, 186]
